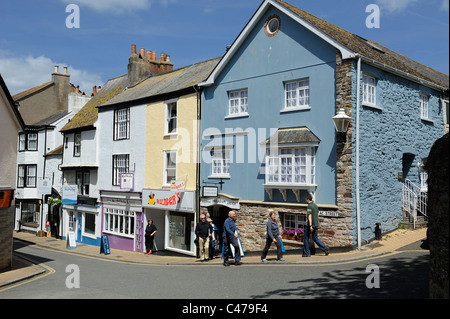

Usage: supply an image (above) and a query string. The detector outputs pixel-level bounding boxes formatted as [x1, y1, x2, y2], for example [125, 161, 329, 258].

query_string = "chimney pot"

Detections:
[63, 66, 68, 75]
[54, 65, 59, 73]
[140, 48, 145, 57]
[160, 53, 166, 62]
[93, 85, 97, 95]
[152, 51, 156, 61]
[131, 44, 137, 54]
[146, 50, 151, 60]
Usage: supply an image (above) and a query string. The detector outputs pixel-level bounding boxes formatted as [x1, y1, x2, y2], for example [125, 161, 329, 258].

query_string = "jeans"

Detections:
[303, 226, 327, 256]
[261, 237, 283, 260]
[223, 235, 241, 262]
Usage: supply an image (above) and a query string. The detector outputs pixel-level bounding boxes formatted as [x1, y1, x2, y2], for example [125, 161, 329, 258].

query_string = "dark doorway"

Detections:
[208, 205, 231, 256]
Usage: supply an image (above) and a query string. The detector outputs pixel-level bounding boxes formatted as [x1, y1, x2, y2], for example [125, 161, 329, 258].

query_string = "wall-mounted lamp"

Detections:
[333, 108, 351, 133]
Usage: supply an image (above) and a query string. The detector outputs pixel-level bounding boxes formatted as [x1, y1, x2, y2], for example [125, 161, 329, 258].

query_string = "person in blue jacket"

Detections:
[222, 211, 242, 266]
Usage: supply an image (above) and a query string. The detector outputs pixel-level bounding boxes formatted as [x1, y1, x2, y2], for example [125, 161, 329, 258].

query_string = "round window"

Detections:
[265, 15, 281, 37]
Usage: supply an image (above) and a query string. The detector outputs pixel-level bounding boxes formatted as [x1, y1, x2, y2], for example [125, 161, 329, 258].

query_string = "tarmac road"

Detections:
[0, 237, 429, 300]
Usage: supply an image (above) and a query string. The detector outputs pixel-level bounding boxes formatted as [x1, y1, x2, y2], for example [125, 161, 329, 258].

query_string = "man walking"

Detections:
[303, 195, 329, 257]
[222, 211, 242, 266]
[195, 214, 212, 261]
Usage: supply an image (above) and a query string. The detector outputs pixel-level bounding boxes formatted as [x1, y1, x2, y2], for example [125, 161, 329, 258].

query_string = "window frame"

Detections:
[104, 208, 135, 238]
[283, 78, 310, 112]
[265, 147, 316, 187]
[228, 89, 248, 117]
[114, 107, 130, 140]
[17, 164, 37, 188]
[419, 93, 429, 120]
[165, 99, 178, 136]
[18, 133, 38, 151]
[163, 150, 177, 186]
[76, 170, 90, 196]
[112, 154, 130, 186]
[74, 133, 81, 157]
[362, 74, 377, 107]
[210, 149, 231, 178]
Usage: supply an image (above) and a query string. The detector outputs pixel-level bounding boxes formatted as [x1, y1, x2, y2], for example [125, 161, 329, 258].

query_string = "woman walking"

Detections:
[261, 212, 284, 262]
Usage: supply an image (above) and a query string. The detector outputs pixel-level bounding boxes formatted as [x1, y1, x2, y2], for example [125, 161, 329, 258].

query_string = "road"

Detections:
[1, 239, 429, 301]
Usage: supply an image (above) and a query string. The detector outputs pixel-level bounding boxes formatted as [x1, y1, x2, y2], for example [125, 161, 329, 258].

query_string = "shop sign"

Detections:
[200, 195, 240, 210]
[170, 180, 185, 192]
[62, 185, 78, 205]
[142, 189, 195, 212]
[202, 186, 218, 197]
[120, 173, 134, 190]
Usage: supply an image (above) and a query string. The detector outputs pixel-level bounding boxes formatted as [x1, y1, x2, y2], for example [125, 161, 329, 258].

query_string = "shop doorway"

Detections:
[208, 205, 231, 256]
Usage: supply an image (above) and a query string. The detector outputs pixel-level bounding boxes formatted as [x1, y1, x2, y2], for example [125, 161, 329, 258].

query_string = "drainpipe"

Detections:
[356, 55, 362, 250]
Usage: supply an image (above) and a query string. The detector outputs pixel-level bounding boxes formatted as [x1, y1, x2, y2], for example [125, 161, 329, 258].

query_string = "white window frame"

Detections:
[284, 79, 310, 111]
[165, 99, 178, 135]
[27, 133, 37, 151]
[74, 133, 81, 157]
[362, 74, 376, 107]
[163, 150, 177, 186]
[420, 93, 429, 120]
[265, 147, 316, 186]
[104, 208, 135, 238]
[228, 89, 248, 117]
[82, 212, 97, 238]
[210, 150, 231, 178]
[114, 108, 130, 140]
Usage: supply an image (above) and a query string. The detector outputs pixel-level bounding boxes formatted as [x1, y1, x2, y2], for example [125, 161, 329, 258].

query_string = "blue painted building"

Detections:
[199, 0, 448, 251]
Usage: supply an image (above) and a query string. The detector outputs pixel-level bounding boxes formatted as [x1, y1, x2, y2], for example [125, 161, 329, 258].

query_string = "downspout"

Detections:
[194, 85, 201, 224]
[356, 55, 362, 250]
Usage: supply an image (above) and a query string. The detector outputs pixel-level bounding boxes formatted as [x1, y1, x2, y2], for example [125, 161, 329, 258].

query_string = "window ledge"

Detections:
[362, 103, 383, 111]
[225, 113, 249, 120]
[421, 117, 434, 124]
[280, 106, 311, 113]
[208, 175, 231, 179]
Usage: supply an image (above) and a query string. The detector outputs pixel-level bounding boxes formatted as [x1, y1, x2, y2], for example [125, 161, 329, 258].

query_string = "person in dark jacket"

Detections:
[261, 212, 284, 262]
[195, 214, 212, 261]
[144, 219, 157, 254]
[222, 211, 242, 266]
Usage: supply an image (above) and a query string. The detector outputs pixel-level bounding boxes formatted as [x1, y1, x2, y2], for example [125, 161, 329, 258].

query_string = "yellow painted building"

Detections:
[145, 92, 198, 191]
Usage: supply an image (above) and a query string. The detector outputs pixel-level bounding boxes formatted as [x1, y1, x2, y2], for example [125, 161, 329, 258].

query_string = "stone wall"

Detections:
[0, 206, 14, 270]
[425, 133, 449, 299]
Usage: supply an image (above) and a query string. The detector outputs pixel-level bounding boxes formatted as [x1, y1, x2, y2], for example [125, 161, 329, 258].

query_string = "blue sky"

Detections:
[1, 0, 448, 95]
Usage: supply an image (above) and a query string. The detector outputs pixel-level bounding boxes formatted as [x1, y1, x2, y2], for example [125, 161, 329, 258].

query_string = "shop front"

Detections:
[100, 190, 143, 252]
[142, 189, 196, 256]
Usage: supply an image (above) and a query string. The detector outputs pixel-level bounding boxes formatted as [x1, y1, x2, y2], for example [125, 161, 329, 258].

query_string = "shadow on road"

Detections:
[251, 253, 429, 299]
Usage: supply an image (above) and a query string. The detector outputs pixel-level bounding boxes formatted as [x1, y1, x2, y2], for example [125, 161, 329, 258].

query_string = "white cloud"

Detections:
[60, 0, 176, 14]
[441, 0, 449, 11]
[376, 0, 420, 13]
[0, 50, 102, 95]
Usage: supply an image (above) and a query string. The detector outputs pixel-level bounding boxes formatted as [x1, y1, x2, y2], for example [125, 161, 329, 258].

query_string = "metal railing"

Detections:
[402, 179, 428, 229]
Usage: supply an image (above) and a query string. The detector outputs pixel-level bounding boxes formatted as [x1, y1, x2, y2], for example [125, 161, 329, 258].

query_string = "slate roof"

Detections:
[60, 74, 128, 132]
[263, 126, 321, 146]
[276, 0, 449, 89]
[101, 57, 221, 107]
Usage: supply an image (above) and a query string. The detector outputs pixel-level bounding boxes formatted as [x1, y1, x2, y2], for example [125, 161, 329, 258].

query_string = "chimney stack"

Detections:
[127, 44, 174, 87]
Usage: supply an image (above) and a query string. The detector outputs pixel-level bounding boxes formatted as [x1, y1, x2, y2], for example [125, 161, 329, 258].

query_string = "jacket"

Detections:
[223, 217, 236, 237]
[195, 221, 212, 238]
[266, 219, 280, 240]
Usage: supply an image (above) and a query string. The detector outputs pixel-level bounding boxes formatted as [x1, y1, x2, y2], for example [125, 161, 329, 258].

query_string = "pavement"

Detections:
[1, 228, 428, 289]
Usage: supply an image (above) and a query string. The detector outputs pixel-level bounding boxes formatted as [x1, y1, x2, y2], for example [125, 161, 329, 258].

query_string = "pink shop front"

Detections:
[100, 191, 145, 253]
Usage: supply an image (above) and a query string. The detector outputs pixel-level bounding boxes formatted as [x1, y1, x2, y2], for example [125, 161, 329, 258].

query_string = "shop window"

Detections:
[104, 208, 135, 237]
[84, 212, 96, 236]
